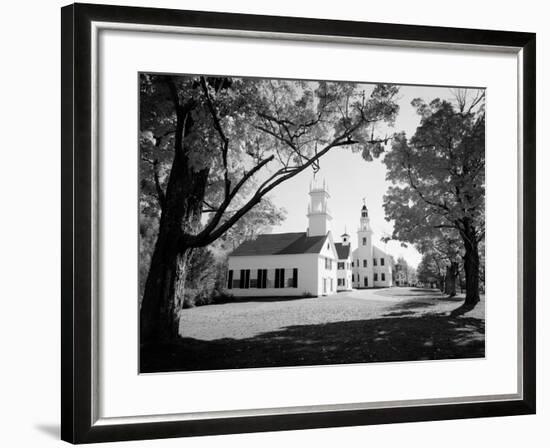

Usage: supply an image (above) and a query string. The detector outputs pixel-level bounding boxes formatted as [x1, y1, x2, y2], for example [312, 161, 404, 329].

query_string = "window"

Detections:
[363, 259, 367, 268]
[381, 257, 385, 266]
[266, 269, 274, 288]
[325, 257, 332, 270]
[330, 278, 333, 292]
[327, 242, 330, 250]
[373, 258, 378, 266]
[239, 269, 250, 289]
[362, 237, 367, 245]
[257, 269, 267, 289]
[351, 261, 354, 267]
[286, 268, 298, 288]
[374, 273, 378, 281]
[381, 273, 386, 281]
[227, 270, 234, 289]
[337, 262, 345, 270]
[352, 274, 354, 282]
[337, 278, 343, 287]
[274, 268, 285, 288]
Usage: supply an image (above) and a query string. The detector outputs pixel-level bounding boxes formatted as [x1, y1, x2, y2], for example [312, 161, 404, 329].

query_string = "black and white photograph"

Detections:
[0, 0, 543, 445]
[138, 74, 486, 373]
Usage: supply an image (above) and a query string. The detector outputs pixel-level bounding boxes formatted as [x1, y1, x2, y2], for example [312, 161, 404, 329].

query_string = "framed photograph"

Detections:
[61, 2, 536, 444]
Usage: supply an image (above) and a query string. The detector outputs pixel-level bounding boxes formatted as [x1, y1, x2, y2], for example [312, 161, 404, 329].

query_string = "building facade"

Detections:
[351, 202, 394, 288]
[225, 180, 339, 297]
[335, 232, 353, 291]
[226, 180, 393, 297]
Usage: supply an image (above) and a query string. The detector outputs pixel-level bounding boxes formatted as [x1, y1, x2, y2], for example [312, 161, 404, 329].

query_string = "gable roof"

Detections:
[334, 243, 351, 260]
[372, 244, 389, 257]
[230, 232, 328, 257]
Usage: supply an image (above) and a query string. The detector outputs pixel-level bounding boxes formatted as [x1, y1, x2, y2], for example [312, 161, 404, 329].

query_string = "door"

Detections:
[323, 278, 327, 294]
[364, 277, 368, 287]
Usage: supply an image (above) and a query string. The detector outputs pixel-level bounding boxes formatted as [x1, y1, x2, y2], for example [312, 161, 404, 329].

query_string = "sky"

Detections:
[265, 84, 462, 269]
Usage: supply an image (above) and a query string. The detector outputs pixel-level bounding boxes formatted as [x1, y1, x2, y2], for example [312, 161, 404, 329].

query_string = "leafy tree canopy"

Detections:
[140, 75, 399, 246]
[383, 92, 485, 249]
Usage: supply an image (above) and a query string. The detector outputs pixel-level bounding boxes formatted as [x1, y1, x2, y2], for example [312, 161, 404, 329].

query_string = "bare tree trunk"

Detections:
[444, 261, 459, 297]
[140, 98, 210, 344]
[140, 166, 208, 343]
[140, 243, 193, 343]
[460, 219, 481, 308]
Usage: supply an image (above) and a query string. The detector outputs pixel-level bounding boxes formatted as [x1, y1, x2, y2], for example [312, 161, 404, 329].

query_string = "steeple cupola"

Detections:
[341, 227, 350, 246]
[307, 178, 332, 237]
[359, 198, 372, 232]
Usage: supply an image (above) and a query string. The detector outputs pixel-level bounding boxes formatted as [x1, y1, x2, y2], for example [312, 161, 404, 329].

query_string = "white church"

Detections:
[226, 179, 394, 297]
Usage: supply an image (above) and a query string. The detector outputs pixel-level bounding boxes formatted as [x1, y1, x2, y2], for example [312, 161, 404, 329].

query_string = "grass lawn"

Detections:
[140, 287, 485, 373]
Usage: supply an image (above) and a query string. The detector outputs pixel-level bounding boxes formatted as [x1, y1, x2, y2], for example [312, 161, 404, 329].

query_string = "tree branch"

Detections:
[190, 155, 275, 243]
[199, 76, 231, 199]
[141, 156, 166, 209]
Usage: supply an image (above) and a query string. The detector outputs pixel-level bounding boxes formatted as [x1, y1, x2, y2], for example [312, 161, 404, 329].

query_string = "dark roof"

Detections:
[230, 232, 328, 257]
[334, 243, 351, 260]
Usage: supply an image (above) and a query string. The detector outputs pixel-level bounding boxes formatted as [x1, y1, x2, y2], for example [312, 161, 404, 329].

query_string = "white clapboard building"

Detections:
[335, 231, 353, 291]
[226, 179, 393, 297]
[351, 202, 394, 288]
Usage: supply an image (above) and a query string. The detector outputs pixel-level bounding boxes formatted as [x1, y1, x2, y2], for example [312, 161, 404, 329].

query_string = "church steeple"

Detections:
[359, 198, 372, 232]
[357, 198, 373, 249]
[307, 177, 332, 237]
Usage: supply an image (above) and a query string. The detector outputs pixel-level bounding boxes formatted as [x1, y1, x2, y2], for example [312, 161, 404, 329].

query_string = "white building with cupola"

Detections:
[225, 178, 392, 297]
[351, 201, 394, 288]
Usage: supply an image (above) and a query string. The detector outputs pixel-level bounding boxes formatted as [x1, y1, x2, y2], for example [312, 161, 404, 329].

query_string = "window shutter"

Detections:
[239, 270, 245, 288]
[227, 270, 233, 289]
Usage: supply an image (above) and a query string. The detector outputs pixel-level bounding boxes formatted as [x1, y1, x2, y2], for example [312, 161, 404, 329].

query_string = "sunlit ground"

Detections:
[140, 287, 485, 373]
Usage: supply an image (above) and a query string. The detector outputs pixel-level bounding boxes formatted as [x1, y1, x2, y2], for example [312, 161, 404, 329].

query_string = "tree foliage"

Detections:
[383, 90, 485, 309]
[416, 251, 446, 288]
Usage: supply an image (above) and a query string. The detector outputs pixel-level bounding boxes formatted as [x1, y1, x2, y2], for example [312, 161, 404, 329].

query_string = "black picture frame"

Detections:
[61, 2, 536, 444]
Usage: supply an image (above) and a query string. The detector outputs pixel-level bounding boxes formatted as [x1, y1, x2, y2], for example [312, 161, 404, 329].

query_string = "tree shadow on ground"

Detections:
[382, 294, 465, 317]
[141, 313, 485, 373]
[374, 287, 445, 298]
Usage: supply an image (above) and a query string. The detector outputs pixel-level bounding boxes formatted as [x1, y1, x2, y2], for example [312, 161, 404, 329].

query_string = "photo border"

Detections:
[61, 2, 536, 443]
